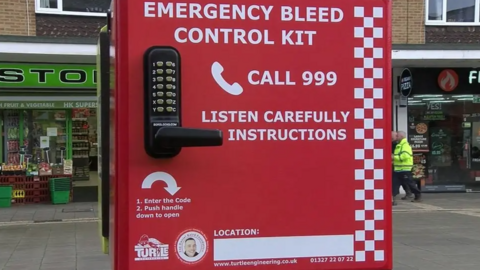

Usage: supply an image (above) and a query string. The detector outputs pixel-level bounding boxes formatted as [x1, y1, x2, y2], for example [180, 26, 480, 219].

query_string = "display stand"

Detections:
[0, 174, 73, 204]
[72, 117, 90, 181]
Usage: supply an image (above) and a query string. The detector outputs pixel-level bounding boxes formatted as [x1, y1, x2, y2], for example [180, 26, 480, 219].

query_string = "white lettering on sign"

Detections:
[144, 3, 273, 20]
[214, 228, 260, 237]
[136, 197, 191, 219]
[201, 110, 350, 142]
[248, 71, 295, 86]
[280, 6, 343, 22]
[469, 70, 480, 84]
[143, 2, 344, 46]
[174, 28, 275, 45]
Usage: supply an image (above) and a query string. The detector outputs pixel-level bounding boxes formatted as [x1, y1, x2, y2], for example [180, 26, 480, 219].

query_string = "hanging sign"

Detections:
[399, 68, 412, 97]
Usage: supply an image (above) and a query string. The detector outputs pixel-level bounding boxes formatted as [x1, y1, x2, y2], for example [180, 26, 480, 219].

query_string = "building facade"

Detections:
[1, 0, 480, 195]
[0, 0, 106, 201]
[392, 0, 480, 192]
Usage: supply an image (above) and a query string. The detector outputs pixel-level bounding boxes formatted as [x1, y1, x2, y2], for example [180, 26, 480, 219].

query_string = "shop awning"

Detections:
[392, 44, 480, 67]
[0, 36, 97, 64]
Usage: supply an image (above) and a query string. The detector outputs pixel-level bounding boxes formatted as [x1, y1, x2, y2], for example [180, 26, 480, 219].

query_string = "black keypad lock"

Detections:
[144, 46, 223, 159]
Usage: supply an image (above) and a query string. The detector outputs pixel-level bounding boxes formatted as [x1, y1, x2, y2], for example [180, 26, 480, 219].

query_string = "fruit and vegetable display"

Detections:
[38, 162, 52, 175]
[1, 161, 72, 176]
[7, 127, 19, 140]
[26, 163, 38, 174]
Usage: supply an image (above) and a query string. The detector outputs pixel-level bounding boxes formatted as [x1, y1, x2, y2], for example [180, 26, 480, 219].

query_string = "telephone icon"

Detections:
[211, 61, 243, 95]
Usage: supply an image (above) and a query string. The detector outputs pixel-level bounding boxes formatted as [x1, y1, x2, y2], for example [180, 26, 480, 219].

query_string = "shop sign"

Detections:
[0, 63, 96, 89]
[408, 122, 429, 152]
[0, 101, 97, 109]
[423, 111, 445, 121]
[437, 69, 458, 92]
[399, 68, 412, 97]
[469, 70, 480, 84]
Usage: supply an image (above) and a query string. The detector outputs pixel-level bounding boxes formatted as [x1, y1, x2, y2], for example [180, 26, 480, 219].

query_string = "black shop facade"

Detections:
[405, 68, 480, 192]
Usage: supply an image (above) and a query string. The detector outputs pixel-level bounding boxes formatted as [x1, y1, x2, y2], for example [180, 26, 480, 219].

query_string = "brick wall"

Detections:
[392, 0, 425, 44]
[426, 26, 480, 43]
[36, 14, 105, 38]
[0, 0, 36, 36]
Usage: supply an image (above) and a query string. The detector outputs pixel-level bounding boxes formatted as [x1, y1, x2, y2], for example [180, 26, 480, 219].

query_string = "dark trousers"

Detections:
[393, 173, 412, 197]
[394, 171, 421, 196]
[392, 172, 401, 197]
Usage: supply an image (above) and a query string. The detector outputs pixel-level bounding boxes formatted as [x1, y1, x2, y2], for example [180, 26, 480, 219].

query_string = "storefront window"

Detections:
[24, 110, 68, 164]
[408, 95, 479, 187]
[406, 67, 480, 191]
[1, 107, 98, 182]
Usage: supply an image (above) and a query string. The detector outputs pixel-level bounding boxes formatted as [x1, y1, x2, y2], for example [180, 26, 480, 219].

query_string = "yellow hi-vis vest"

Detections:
[393, 138, 413, 172]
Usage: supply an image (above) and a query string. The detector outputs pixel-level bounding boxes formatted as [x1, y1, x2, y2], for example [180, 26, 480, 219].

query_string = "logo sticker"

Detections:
[175, 229, 208, 264]
[134, 234, 169, 261]
[438, 69, 458, 92]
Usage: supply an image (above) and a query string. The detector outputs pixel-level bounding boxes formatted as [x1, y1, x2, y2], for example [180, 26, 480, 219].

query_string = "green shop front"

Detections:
[0, 63, 98, 202]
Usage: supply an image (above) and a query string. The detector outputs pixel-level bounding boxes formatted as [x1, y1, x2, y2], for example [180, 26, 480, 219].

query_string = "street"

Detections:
[1, 194, 480, 270]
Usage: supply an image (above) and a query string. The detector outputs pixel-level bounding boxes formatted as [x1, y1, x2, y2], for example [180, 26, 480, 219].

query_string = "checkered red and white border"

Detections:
[353, 6, 386, 263]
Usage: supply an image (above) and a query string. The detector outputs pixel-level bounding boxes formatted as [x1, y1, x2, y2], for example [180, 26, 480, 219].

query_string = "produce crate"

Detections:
[51, 191, 70, 204]
[0, 186, 12, 198]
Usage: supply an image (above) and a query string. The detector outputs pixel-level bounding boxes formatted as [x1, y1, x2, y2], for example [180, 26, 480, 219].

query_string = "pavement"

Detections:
[1, 194, 480, 269]
[0, 202, 98, 224]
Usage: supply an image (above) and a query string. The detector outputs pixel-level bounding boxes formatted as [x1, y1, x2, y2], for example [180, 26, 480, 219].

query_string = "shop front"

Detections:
[0, 62, 98, 201]
[406, 68, 480, 192]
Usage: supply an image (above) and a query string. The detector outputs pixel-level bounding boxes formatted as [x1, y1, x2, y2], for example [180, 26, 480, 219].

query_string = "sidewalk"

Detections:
[0, 202, 98, 224]
[2, 193, 477, 223]
[0, 221, 109, 270]
[1, 194, 480, 270]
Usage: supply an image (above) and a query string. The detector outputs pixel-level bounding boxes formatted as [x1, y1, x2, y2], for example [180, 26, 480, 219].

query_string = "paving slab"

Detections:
[1, 194, 480, 269]
[0, 202, 98, 223]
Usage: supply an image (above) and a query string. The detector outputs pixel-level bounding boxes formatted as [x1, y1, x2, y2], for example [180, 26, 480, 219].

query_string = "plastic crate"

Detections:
[49, 178, 71, 192]
[50, 186, 70, 192]
[0, 186, 12, 198]
[51, 191, 70, 204]
[49, 183, 70, 191]
[50, 177, 71, 182]
[0, 198, 12, 208]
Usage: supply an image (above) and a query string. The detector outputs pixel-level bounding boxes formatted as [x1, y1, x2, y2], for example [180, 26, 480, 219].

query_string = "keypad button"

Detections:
[156, 77, 163, 81]
[156, 61, 163, 66]
[156, 69, 164, 74]
[166, 92, 173, 97]
[166, 107, 173, 112]
[166, 84, 173, 90]
[157, 92, 164, 97]
[166, 69, 173, 75]
[166, 61, 173, 67]
[156, 84, 164, 89]
[157, 99, 164, 104]
[166, 99, 173, 105]
[157, 107, 164, 112]
[166, 77, 173, 82]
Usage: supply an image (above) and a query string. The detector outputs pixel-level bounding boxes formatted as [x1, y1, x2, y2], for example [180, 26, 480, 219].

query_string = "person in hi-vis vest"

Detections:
[393, 131, 422, 202]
